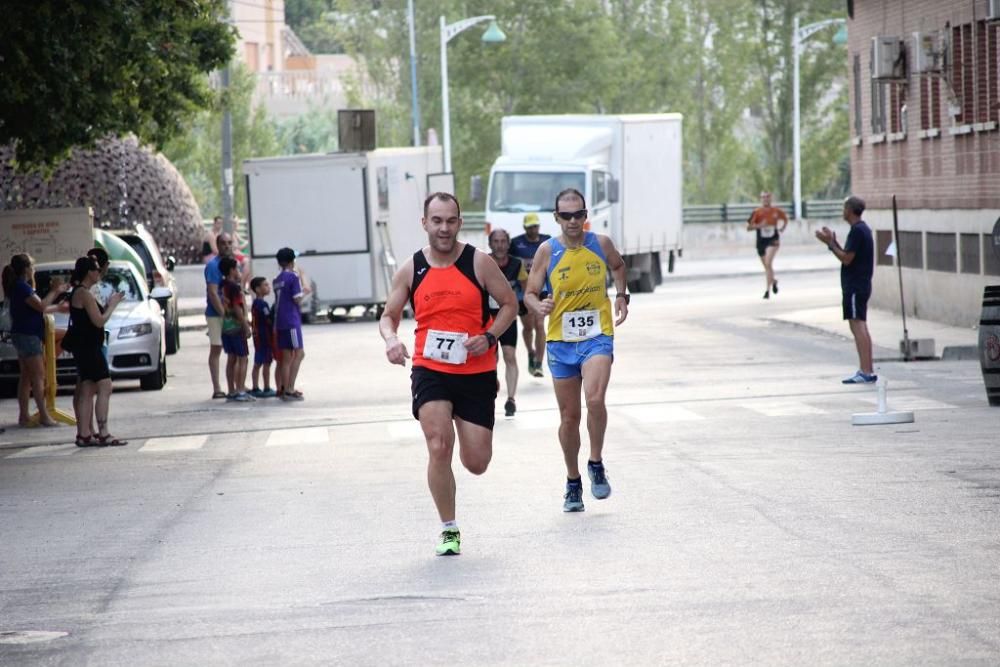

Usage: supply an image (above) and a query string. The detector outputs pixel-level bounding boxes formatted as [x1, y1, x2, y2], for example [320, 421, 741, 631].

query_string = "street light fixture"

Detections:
[793, 16, 847, 220]
[439, 14, 506, 174]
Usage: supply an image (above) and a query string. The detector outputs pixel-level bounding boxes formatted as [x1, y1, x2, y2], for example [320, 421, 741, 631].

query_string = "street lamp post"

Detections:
[440, 14, 505, 174]
[793, 16, 847, 220]
[407, 0, 420, 146]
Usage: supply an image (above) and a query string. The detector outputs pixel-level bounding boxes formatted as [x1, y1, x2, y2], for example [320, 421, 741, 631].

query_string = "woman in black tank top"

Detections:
[69, 256, 126, 447]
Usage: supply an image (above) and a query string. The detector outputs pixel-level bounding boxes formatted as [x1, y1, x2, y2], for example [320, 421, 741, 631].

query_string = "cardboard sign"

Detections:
[0, 207, 95, 266]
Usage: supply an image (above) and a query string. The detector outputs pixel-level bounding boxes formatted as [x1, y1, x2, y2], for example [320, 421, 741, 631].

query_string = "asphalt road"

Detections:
[1, 269, 997, 666]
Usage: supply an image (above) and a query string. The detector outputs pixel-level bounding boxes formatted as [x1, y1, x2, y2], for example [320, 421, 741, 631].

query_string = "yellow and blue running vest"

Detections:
[544, 232, 614, 342]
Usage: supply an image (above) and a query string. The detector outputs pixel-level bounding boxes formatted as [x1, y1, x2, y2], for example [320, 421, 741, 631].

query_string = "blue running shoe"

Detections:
[842, 370, 877, 384]
[563, 481, 585, 512]
[587, 461, 612, 499]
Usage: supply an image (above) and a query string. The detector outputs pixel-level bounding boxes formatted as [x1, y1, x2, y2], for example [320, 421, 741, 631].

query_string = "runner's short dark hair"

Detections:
[423, 192, 461, 218]
[276, 247, 296, 267]
[88, 247, 109, 268]
[555, 188, 587, 211]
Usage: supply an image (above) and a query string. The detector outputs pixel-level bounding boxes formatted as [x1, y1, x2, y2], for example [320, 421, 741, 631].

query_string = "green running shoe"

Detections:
[436, 529, 461, 556]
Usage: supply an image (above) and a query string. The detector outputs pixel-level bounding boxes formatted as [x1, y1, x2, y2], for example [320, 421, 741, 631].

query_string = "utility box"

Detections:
[338, 110, 376, 152]
[872, 36, 906, 80]
[900, 338, 936, 359]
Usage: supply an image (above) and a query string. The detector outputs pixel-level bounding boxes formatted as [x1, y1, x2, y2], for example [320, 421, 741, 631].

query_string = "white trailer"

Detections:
[485, 114, 683, 292]
[244, 147, 448, 319]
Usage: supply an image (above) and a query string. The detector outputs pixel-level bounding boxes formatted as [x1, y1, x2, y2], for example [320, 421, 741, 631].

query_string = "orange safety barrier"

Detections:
[26, 314, 76, 427]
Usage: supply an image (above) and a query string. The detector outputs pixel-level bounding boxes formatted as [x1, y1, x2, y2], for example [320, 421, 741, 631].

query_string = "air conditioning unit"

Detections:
[872, 36, 906, 80]
[912, 31, 943, 73]
[988, 0, 1000, 21]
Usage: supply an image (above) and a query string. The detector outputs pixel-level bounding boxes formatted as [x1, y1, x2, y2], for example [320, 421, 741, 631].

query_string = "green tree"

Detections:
[0, 0, 235, 170]
[745, 0, 848, 201]
[285, 0, 344, 53]
[275, 106, 341, 154]
[162, 64, 280, 219]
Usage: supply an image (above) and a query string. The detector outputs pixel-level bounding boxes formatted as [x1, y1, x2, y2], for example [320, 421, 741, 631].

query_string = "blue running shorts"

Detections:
[546, 334, 614, 379]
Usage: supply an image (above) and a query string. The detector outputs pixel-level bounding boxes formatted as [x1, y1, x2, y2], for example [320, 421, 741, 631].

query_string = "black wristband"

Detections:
[484, 331, 497, 347]
[615, 293, 630, 305]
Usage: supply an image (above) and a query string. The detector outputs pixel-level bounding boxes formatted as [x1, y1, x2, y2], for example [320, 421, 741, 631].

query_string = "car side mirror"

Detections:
[150, 286, 173, 300]
[470, 175, 483, 203]
[166, 256, 176, 272]
[608, 178, 620, 204]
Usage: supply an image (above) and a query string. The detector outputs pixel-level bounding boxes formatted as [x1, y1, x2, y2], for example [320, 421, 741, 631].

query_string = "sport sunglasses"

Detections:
[556, 209, 588, 221]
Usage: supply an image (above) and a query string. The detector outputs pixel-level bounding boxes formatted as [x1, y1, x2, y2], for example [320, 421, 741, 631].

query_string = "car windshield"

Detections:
[489, 171, 586, 212]
[35, 267, 144, 303]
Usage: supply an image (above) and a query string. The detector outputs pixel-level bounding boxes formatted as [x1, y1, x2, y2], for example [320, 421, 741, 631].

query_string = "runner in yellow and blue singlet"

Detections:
[524, 188, 630, 513]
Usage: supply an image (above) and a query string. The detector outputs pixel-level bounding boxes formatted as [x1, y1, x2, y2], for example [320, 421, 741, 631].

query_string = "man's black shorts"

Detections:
[756, 234, 780, 257]
[489, 309, 518, 347]
[842, 285, 871, 321]
[411, 366, 498, 430]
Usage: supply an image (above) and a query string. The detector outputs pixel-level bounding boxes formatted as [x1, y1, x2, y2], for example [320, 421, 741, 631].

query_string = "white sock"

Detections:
[442, 520, 458, 531]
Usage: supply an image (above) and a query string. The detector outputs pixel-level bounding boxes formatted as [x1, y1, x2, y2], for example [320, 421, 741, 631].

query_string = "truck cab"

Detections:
[484, 114, 682, 292]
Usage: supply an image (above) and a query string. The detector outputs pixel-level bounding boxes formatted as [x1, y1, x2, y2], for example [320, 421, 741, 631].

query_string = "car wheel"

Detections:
[165, 313, 180, 355]
[140, 350, 167, 391]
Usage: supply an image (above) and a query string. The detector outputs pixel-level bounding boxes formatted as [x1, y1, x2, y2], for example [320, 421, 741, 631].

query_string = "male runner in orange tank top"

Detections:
[379, 192, 518, 556]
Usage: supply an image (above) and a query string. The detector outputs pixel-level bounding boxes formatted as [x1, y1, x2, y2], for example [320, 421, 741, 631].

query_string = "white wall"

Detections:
[866, 208, 1000, 328]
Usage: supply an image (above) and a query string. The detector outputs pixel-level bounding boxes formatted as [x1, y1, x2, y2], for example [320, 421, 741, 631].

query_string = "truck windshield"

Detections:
[489, 172, 586, 212]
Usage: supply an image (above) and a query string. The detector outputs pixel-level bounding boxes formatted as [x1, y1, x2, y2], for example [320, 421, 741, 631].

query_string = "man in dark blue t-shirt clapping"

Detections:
[816, 196, 876, 384]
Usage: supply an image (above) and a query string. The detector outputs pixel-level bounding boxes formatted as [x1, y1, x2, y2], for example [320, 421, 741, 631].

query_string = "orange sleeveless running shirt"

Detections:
[411, 244, 496, 374]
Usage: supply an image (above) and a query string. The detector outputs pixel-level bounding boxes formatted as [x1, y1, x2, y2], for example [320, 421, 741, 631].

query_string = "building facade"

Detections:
[847, 0, 1000, 326]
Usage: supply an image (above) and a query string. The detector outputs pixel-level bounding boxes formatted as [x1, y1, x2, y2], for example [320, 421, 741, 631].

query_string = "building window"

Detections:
[876, 230, 894, 266]
[960, 233, 981, 274]
[920, 75, 941, 130]
[926, 232, 957, 272]
[984, 235, 1000, 276]
[898, 231, 924, 269]
[853, 55, 863, 137]
[949, 24, 975, 125]
[871, 78, 887, 134]
[976, 21, 1000, 125]
[888, 83, 906, 134]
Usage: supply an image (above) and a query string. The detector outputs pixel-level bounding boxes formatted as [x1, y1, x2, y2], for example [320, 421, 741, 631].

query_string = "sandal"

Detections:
[212, 391, 227, 399]
[75, 434, 96, 447]
[96, 434, 128, 447]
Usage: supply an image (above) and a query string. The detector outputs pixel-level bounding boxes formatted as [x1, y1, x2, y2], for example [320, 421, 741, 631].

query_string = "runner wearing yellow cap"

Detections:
[510, 213, 551, 377]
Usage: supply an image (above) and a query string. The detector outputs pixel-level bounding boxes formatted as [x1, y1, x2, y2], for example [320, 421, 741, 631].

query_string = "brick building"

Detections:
[846, 0, 1000, 326]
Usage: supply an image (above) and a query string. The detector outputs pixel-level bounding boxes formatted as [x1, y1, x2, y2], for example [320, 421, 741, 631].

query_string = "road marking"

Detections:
[743, 400, 827, 417]
[6, 444, 79, 459]
[616, 405, 705, 423]
[858, 395, 954, 411]
[139, 435, 208, 452]
[265, 426, 330, 447]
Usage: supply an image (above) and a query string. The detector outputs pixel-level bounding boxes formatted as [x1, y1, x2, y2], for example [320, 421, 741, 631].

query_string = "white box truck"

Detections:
[485, 114, 683, 292]
[243, 147, 449, 320]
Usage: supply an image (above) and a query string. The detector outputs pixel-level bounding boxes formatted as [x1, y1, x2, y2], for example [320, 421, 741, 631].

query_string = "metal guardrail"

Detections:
[682, 200, 842, 224]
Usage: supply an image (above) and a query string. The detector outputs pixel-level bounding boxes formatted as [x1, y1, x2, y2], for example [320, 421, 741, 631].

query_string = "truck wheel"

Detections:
[652, 252, 663, 285]
[375, 304, 385, 320]
[140, 352, 167, 391]
[636, 271, 655, 294]
[667, 250, 676, 274]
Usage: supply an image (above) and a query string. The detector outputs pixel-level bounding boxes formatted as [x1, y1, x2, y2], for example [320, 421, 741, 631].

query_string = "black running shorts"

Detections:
[489, 309, 518, 348]
[756, 234, 780, 257]
[410, 366, 498, 430]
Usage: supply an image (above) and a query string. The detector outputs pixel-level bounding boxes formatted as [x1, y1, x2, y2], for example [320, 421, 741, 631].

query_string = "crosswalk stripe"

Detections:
[743, 400, 827, 417]
[139, 435, 209, 452]
[858, 395, 954, 411]
[386, 421, 424, 440]
[7, 444, 79, 459]
[265, 426, 330, 447]
[616, 405, 705, 423]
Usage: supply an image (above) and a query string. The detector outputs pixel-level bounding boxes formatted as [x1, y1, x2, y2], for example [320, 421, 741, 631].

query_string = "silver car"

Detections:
[0, 260, 168, 393]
